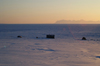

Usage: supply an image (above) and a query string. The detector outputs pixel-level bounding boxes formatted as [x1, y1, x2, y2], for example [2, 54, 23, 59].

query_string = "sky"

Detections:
[0, 0, 100, 24]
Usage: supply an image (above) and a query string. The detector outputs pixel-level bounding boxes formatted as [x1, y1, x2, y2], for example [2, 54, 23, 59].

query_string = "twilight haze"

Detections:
[0, 0, 100, 24]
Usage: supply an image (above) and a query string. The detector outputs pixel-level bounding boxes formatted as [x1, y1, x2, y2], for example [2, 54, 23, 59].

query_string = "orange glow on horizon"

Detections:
[0, 0, 100, 24]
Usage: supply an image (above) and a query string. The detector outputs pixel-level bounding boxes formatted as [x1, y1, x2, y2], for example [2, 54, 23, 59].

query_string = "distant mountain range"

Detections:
[55, 20, 100, 24]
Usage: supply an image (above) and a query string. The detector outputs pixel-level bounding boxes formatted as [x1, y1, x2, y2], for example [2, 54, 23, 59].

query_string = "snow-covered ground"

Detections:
[0, 38, 100, 66]
[0, 24, 100, 66]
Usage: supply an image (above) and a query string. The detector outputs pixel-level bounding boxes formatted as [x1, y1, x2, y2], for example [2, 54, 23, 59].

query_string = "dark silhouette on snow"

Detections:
[17, 36, 22, 38]
[46, 35, 55, 39]
[82, 37, 86, 40]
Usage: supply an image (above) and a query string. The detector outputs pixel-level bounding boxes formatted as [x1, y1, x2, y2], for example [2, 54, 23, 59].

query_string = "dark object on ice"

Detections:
[46, 35, 55, 39]
[36, 37, 38, 38]
[17, 36, 22, 38]
[82, 37, 86, 40]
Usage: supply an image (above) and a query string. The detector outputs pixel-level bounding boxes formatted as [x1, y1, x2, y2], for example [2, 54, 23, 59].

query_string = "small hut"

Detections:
[46, 35, 55, 39]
